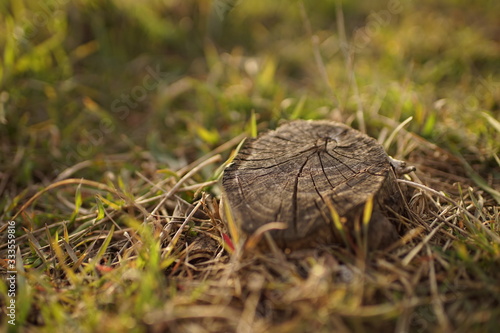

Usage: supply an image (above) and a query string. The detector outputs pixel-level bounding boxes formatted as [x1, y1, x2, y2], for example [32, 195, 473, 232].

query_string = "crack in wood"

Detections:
[292, 152, 315, 233]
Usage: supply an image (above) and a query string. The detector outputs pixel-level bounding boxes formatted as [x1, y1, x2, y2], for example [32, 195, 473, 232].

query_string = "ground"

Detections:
[0, 0, 499, 332]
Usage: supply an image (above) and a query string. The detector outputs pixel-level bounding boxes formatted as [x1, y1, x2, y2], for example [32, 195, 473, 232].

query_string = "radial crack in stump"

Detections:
[222, 120, 412, 250]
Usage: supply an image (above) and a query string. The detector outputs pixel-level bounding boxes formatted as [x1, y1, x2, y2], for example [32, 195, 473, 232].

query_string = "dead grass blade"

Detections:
[398, 179, 500, 244]
[147, 154, 221, 222]
[244, 222, 287, 251]
[177, 132, 247, 176]
[163, 200, 203, 258]
[11, 178, 119, 220]
[426, 245, 452, 332]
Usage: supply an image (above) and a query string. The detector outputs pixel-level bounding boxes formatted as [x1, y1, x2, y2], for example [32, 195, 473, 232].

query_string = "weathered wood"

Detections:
[222, 120, 406, 249]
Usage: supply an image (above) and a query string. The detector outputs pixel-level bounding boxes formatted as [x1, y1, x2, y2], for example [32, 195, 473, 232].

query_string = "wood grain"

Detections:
[222, 120, 404, 249]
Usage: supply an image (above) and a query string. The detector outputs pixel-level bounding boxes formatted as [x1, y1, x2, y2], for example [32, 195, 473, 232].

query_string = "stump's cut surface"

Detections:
[222, 120, 404, 249]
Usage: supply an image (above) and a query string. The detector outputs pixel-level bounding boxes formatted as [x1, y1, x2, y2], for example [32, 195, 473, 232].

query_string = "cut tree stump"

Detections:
[222, 120, 413, 250]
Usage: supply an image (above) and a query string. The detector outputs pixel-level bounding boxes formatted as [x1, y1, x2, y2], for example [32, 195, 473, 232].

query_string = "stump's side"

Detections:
[222, 120, 404, 249]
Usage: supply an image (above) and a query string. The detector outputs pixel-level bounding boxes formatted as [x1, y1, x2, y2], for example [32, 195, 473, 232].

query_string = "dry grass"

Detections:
[2, 127, 499, 332]
[1, 0, 499, 332]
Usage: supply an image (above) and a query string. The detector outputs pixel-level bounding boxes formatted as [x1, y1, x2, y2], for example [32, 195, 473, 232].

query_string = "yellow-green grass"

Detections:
[1, 0, 499, 332]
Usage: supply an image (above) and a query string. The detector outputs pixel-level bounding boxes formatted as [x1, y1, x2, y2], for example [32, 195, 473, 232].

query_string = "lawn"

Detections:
[1, 0, 499, 332]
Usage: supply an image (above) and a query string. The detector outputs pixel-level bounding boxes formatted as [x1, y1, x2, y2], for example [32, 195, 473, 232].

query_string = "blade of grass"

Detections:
[16, 247, 30, 327]
[51, 234, 79, 285]
[326, 198, 350, 249]
[222, 195, 239, 253]
[95, 196, 105, 220]
[457, 155, 500, 205]
[384, 116, 413, 151]
[63, 222, 70, 244]
[426, 245, 452, 331]
[250, 109, 258, 138]
[482, 111, 500, 133]
[212, 137, 247, 181]
[163, 200, 203, 258]
[299, 1, 338, 106]
[494, 154, 500, 167]
[245, 222, 287, 251]
[61, 240, 79, 264]
[147, 154, 221, 222]
[72, 237, 99, 271]
[87, 225, 115, 268]
[11, 178, 119, 221]
[69, 182, 83, 223]
[177, 132, 247, 176]
[399, 179, 500, 244]
[24, 229, 49, 266]
[291, 95, 307, 120]
[362, 195, 373, 253]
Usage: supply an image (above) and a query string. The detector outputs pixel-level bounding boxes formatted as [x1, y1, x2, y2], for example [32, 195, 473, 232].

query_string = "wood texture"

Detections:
[222, 120, 404, 249]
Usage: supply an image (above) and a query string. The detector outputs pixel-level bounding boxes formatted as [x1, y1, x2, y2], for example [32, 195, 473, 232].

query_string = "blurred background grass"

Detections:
[1, 0, 499, 215]
[1, 1, 500, 331]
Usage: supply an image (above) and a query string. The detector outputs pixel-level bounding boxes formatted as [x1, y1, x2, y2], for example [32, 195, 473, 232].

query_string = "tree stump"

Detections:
[222, 120, 410, 250]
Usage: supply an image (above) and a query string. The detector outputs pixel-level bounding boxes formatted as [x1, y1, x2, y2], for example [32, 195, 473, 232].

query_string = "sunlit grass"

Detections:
[1, 0, 499, 332]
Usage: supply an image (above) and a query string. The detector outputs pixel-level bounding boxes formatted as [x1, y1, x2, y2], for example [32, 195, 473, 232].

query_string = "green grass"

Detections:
[1, 0, 499, 332]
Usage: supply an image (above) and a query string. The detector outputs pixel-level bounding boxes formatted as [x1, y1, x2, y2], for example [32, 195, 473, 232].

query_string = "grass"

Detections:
[1, 0, 499, 332]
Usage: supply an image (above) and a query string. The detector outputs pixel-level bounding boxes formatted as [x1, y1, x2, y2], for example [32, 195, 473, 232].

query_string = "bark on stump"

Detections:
[222, 120, 406, 250]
